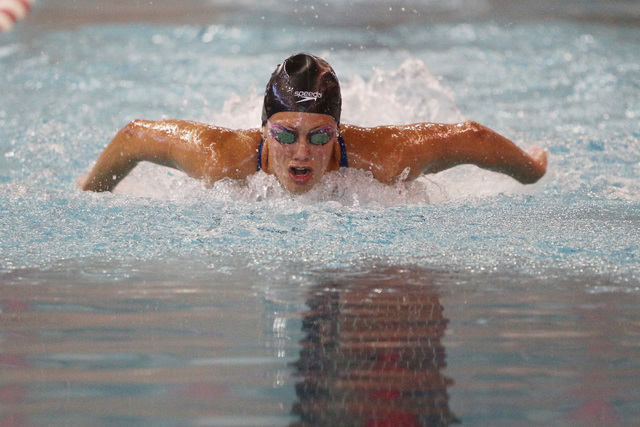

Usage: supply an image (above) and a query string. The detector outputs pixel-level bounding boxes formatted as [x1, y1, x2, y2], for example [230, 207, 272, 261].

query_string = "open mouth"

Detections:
[290, 166, 311, 176]
[289, 166, 313, 184]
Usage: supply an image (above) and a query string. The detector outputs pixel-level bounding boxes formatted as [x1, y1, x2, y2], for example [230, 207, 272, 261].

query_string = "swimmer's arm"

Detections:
[81, 120, 260, 192]
[407, 121, 547, 184]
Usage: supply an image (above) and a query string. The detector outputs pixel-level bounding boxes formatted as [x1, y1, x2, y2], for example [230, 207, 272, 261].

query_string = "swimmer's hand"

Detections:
[522, 147, 547, 184]
[77, 173, 106, 192]
[76, 174, 88, 190]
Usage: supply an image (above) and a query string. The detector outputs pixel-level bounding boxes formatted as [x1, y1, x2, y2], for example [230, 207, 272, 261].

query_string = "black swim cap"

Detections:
[262, 53, 341, 125]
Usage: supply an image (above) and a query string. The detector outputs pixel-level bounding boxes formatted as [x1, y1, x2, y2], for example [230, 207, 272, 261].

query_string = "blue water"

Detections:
[1, 1, 640, 425]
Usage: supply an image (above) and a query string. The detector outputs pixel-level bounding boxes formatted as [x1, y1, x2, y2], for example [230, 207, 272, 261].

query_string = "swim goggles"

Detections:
[268, 124, 335, 146]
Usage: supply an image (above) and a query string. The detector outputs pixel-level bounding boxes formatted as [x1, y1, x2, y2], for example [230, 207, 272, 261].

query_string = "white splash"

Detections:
[341, 58, 466, 126]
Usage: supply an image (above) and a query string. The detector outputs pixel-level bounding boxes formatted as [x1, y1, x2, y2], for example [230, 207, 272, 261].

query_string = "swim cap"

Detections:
[262, 53, 341, 124]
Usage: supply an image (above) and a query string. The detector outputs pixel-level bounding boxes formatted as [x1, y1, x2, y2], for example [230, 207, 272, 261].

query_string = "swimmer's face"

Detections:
[264, 112, 339, 194]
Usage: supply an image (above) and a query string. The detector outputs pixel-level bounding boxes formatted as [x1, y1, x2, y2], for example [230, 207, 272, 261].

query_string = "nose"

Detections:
[291, 141, 311, 161]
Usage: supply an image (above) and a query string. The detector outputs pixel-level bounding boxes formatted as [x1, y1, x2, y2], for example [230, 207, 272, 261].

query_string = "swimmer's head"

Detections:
[262, 53, 341, 125]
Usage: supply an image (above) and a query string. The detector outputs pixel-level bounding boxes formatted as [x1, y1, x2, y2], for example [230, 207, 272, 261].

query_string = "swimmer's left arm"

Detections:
[343, 121, 546, 185]
[403, 121, 547, 184]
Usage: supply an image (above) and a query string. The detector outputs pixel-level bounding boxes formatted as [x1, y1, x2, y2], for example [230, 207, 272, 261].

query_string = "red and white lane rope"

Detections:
[0, 0, 35, 32]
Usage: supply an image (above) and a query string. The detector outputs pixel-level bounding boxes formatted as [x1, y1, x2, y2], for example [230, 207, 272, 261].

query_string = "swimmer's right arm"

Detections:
[81, 120, 261, 192]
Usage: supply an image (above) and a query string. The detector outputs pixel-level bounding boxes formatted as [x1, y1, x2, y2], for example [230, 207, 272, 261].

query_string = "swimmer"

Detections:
[81, 52, 547, 194]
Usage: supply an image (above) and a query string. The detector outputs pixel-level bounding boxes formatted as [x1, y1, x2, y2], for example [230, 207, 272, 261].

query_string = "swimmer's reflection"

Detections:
[291, 281, 459, 427]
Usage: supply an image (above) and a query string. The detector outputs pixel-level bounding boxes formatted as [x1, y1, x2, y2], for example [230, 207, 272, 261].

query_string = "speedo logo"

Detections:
[295, 91, 322, 103]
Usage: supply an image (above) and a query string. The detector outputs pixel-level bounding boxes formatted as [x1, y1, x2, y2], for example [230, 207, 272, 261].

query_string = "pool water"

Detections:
[1, 0, 640, 425]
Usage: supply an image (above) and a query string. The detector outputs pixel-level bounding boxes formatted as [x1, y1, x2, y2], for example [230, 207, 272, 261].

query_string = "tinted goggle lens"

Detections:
[270, 128, 334, 146]
[272, 129, 296, 144]
[309, 132, 332, 145]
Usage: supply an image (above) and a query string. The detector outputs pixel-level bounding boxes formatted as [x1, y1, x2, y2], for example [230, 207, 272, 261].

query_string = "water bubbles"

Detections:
[151, 34, 167, 45]
[201, 25, 220, 43]
[580, 33, 594, 44]
[341, 59, 465, 126]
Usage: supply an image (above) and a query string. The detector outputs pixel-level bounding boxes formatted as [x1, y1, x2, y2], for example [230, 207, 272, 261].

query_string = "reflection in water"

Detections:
[291, 281, 459, 427]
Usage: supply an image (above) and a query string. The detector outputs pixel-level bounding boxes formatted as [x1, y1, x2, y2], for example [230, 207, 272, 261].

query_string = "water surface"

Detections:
[1, 1, 639, 425]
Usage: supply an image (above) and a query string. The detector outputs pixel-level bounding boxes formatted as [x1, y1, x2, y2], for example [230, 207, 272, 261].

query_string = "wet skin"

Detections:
[262, 112, 339, 194]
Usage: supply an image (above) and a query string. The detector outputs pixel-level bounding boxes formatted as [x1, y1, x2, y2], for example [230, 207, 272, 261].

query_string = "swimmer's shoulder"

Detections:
[339, 123, 400, 175]
[341, 122, 451, 152]
[133, 120, 262, 176]
[134, 119, 262, 149]
[161, 121, 262, 181]
[197, 124, 262, 179]
[339, 122, 445, 182]
[198, 123, 262, 148]
[340, 123, 407, 155]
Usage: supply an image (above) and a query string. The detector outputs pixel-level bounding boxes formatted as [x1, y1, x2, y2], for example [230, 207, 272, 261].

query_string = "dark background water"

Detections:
[21, 0, 640, 31]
